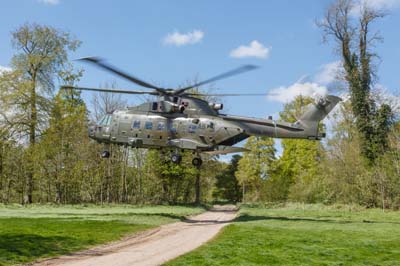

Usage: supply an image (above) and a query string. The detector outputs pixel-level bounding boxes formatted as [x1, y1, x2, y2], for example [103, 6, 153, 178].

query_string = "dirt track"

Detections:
[36, 205, 237, 266]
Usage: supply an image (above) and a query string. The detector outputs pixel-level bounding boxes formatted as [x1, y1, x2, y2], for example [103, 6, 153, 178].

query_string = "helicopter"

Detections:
[62, 57, 341, 167]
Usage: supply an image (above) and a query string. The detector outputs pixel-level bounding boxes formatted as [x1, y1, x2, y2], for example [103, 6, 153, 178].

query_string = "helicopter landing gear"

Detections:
[101, 144, 111, 158]
[171, 153, 182, 164]
[192, 157, 202, 167]
[101, 150, 110, 158]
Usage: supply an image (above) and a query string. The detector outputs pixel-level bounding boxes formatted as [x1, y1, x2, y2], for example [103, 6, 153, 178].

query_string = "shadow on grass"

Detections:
[235, 214, 357, 224]
[0, 233, 79, 263]
[236, 214, 400, 225]
[35, 212, 188, 221]
[235, 213, 400, 225]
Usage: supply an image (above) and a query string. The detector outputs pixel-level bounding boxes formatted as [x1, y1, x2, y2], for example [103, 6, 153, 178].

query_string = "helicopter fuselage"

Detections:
[89, 95, 338, 156]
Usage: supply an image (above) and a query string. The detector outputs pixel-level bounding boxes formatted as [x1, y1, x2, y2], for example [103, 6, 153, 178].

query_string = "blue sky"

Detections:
[1, 0, 399, 158]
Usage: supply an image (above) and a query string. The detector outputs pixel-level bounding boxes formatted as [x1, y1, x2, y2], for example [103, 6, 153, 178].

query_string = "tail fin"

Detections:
[297, 95, 342, 139]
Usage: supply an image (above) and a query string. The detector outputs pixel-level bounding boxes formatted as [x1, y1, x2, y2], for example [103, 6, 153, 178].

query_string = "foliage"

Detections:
[0, 23, 81, 204]
[318, 0, 393, 163]
[310, 103, 400, 209]
[236, 136, 276, 202]
[213, 155, 242, 202]
[267, 96, 324, 203]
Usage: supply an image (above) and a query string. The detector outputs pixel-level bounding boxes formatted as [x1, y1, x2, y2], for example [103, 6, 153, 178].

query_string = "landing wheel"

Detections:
[192, 157, 202, 167]
[171, 153, 182, 164]
[101, 151, 110, 158]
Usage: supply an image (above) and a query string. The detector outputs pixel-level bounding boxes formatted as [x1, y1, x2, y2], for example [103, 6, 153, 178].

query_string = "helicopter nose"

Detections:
[88, 125, 95, 138]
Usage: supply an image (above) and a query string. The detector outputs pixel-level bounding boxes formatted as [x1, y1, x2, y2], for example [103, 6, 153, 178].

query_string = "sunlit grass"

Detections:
[0, 204, 205, 266]
[167, 204, 400, 266]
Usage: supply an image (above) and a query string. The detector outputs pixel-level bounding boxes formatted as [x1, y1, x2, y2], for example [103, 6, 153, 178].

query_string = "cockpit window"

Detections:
[99, 114, 112, 126]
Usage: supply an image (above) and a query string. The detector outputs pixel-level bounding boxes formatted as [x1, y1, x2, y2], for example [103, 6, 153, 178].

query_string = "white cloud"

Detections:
[38, 0, 60, 5]
[0, 65, 11, 73]
[163, 30, 204, 46]
[362, 0, 400, 9]
[229, 40, 271, 59]
[267, 82, 328, 103]
[314, 61, 343, 85]
[373, 84, 400, 114]
[351, 0, 400, 15]
[267, 61, 343, 103]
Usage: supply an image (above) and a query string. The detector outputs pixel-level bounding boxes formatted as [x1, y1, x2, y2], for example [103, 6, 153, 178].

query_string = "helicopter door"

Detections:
[131, 119, 142, 139]
[117, 115, 131, 143]
[154, 120, 166, 145]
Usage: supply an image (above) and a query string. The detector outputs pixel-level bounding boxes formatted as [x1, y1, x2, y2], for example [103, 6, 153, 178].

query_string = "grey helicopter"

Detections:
[62, 57, 341, 167]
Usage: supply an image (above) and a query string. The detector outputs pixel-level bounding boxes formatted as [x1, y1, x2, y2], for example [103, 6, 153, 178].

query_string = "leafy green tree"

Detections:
[311, 101, 399, 208]
[1, 23, 81, 203]
[236, 136, 276, 202]
[213, 155, 242, 202]
[39, 88, 88, 203]
[274, 96, 325, 202]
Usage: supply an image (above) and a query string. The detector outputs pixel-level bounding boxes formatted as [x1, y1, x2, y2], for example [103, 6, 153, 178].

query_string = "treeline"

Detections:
[235, 0, 400, 209]
[236, 99, 400, 209]
[0, 23, 224, 204]
[0, 0, 399, 208]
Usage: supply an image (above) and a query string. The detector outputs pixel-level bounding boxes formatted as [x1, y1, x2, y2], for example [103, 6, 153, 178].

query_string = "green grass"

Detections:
[166, 204, 400, 266]
[0, 204, 205, 266]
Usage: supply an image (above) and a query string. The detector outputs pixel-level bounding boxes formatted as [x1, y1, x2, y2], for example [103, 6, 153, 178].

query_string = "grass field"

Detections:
[0, 204, 205, 266]
[167, 204, 400, 266]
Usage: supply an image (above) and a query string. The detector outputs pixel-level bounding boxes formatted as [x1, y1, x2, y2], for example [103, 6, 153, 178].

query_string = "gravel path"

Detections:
[36, 205, 237, 266]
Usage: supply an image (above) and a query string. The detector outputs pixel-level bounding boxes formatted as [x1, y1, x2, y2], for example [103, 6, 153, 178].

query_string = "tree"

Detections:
[236, 136, 276, 202]
[39, 88, 88, 203]
[318, 0, 393, 163]
[274, 96, 325, 202]
[90, 82, 127, 122]
[213, 155, 242, 202]
[0, 23, 81, 203]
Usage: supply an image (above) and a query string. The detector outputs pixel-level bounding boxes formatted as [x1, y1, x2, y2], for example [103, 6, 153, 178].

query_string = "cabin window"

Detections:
[157, 122, 165, 131]
[152, 102, 158, 111]
[145, 121, 153, 130]
[132, 120, 141, 129]
[188, 124, 197, 133]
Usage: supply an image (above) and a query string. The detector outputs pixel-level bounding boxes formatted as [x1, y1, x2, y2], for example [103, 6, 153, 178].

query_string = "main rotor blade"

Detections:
[79, 57, 165, 93]
[175, 64, 259, 95]
[61, 85, 158, 95]
[186, 93, 266, 97]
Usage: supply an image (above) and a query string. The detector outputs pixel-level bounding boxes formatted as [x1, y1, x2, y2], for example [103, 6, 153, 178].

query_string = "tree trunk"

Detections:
[195, 168, 200, 205]
[26, 76, 37, 204]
